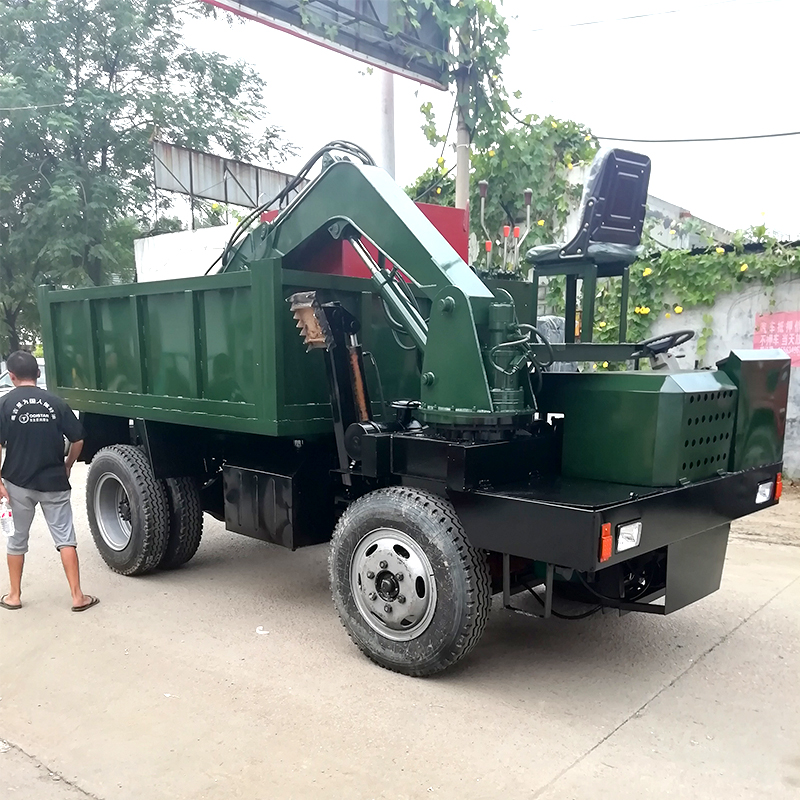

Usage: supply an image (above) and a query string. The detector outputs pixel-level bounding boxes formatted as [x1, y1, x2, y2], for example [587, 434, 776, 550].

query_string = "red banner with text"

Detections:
[753, 311, 800, 365]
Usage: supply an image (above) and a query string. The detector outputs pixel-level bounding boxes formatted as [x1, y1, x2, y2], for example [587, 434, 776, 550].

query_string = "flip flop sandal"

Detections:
[1, 594, 22, 610]
[72, 596, 100, 613]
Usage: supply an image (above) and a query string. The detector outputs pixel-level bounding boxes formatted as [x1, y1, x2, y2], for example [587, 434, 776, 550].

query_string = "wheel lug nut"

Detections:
[369, 592, 377, 601]
[396, 573, 404, 581]
[366, 571, 374, 579]
[379, 560, 388, 569]
[384, 604, 392, 613]
[398, 595, 406, 604]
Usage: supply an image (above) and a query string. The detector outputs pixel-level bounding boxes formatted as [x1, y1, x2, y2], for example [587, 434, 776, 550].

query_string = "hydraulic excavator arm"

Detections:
[222, 156, 539, 432]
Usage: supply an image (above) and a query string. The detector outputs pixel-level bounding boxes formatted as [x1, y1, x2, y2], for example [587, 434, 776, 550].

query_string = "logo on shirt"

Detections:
[10, 398, 57, 425]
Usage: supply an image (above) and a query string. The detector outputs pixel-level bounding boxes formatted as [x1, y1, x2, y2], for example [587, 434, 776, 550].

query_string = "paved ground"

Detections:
[1, 463, 799, 800]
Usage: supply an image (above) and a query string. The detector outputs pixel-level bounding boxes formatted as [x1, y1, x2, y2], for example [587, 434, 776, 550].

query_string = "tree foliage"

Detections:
[407, 117, 597, 264]
[401, 3, 596, 268]
[0, 0, 288, 353]
[408, 0, 511, 149]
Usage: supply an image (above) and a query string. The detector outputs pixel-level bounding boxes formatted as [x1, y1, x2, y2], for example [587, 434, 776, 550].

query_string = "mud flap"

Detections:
[665, 524, 730, 613]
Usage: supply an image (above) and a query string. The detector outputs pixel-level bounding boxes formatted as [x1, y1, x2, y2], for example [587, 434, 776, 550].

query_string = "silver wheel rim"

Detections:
[94, 473, 133, 552]
[350, 528, 438, 642]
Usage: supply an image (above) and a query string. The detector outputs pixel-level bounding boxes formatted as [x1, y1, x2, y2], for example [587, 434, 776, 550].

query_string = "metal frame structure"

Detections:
[201, 0, 449, 89]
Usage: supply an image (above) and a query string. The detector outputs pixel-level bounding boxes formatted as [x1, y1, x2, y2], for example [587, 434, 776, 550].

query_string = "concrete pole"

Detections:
[380, 70, 396, 178]
[454, 71, 470, 211]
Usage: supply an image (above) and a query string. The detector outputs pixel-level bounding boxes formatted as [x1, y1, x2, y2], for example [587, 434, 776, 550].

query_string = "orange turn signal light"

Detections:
[776, 473, 783, 500]
[599, 522, 613, 562]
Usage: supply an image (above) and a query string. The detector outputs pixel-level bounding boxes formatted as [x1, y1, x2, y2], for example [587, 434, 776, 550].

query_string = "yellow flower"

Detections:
[537, 219, 545, 226]
[551, 121, 558, 129]
[643, 267, 653, 277]
[665, 312, 672, 319]
[598, 321, 607, 328]
[740, 263, 748, 272]
[435, 187, 442, 195]
[585, 134, 592, 141]
[635, 306, 641, 314]
[715, 247, 725, 254]
[489, 149, 496, 157]
[437, 157, 444, 165]
[674, 305, 683, 314]
[602, 361, 609, 368]
[641, 306, 651, 315]
[592, 363, 598, 370]
[567, 162, 573, 170]
[669, 229, 676, 235]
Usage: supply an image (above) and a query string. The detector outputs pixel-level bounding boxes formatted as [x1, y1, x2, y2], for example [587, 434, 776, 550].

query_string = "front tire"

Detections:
[329, 487, 490, 677]
[86, 445, 169, 576]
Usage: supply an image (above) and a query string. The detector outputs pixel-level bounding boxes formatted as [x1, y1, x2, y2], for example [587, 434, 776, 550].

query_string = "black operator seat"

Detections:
[526, 149, 651, 274]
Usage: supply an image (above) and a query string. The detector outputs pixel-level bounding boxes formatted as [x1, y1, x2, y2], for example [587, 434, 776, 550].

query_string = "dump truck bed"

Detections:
[38, 267, 420, 437]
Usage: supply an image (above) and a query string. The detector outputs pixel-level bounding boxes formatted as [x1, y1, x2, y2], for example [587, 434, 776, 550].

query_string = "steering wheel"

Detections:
[633, 329, 695, 358]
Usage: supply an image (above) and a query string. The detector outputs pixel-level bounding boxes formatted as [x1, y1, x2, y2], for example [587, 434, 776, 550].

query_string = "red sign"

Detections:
[753, 311, 800, 365]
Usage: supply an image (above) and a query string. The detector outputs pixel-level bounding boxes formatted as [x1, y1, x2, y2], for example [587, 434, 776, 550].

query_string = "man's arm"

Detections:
[0, 443, 7, 501]
[65, 439, 83, 479]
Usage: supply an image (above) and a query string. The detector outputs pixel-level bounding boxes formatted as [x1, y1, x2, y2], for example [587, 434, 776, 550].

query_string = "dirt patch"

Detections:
[731, 485, 800, 546]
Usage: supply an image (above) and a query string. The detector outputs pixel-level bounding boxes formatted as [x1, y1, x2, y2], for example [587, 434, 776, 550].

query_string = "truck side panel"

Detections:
[38, 261, 420, 437]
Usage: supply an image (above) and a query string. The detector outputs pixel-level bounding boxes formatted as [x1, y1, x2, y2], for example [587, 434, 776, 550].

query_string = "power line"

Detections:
[596, 130, 800, 143]
[509, 109, 800, 144]
[528, 0, 785, 32]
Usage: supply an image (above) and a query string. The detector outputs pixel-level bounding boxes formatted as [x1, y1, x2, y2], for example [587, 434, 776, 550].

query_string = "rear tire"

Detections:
[329, 487, 491, 677]
[86, 445, 169, 576]
[160, 477, 203, 570]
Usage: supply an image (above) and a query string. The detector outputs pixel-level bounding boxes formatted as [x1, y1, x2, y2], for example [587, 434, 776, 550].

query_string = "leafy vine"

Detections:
[589, 227, 799, 363]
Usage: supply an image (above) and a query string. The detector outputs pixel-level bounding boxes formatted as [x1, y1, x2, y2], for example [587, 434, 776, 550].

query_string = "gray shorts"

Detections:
[5, 480, 78, 555]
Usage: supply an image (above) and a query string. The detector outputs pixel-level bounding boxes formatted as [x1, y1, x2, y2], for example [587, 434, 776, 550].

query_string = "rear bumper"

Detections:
[451, 462, 782, 573]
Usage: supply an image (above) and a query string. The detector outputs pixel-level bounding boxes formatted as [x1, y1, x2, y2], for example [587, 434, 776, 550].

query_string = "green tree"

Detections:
[469, 118, 596, 246]
[0, 0, 288, 353]
[402, 3, 596, 266]
[407, 117, 597, 263]
[405, 165, 456, 207]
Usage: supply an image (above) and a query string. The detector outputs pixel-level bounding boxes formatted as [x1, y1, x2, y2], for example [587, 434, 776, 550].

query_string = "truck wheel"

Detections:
[329, 487, 491, 677]
[86, 445, 169, 576]
[159, 478, 203, 570]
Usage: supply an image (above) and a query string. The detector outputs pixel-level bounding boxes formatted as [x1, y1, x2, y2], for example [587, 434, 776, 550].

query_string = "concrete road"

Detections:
[1, 463, 799, 800]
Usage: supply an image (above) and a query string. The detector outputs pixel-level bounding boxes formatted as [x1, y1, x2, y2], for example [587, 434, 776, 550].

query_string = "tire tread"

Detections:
[329, 487, 491, 677]
[160, 477, 203, 569]
[86, 444, 169, 576]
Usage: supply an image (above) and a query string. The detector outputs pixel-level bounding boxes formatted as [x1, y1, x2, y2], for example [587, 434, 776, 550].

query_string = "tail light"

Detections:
[599, 522, 612, 562]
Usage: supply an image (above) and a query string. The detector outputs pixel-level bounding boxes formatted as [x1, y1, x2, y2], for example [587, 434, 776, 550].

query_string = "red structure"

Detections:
[263, 202, 468, 280]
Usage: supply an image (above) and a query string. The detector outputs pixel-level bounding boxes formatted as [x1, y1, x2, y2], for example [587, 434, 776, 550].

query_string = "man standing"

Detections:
[0, 350, 98, 611]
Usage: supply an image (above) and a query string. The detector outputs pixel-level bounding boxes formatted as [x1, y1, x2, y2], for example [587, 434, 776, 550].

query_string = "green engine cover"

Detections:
[717, 349, 790, 471]
[540, 370, 738, 487]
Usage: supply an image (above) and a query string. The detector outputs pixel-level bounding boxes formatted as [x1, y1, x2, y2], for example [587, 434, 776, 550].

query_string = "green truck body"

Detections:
[39, 267, 420, 438]
[32, 145, 790, 677]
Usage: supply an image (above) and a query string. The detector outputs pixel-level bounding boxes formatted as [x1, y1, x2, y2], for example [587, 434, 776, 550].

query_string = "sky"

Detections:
[183, 0, 799, 238]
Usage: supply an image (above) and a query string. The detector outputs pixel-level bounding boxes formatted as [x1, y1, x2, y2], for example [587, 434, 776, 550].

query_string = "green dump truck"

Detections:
[38, 143, 789, 676]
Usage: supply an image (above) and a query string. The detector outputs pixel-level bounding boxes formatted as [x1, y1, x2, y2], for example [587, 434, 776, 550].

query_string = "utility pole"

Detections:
[454, 7, 471, 212]
[454, 67, 470, 211]
[380, 70, 396, 178]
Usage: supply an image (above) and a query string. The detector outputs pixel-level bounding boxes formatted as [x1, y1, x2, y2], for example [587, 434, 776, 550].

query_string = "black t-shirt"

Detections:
[0, 386, 85, 492]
